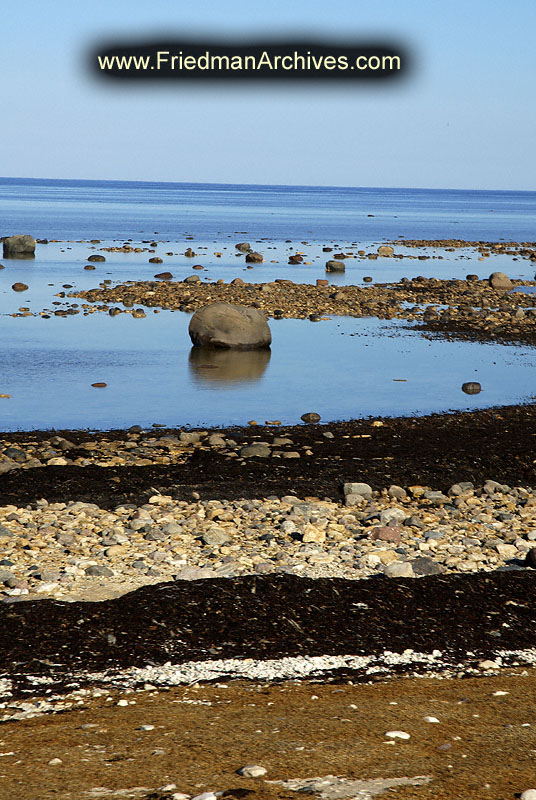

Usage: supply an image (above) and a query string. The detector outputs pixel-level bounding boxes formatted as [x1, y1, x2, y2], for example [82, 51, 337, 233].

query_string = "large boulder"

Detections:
[3, 235, 36, 259]
[189, 303, 271, 350]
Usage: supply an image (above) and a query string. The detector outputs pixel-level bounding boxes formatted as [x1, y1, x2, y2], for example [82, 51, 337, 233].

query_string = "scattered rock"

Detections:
[240, 444, 271, 458]
[237, 765, 267, 778]
[301, 412, 321, 423]
[11, 282, 29, 292]
[325, 261, 345, 272]
[462, 382, 482, 395]
[378, 245, 394, 257]
[245, 252, 263, 263]
[489, 271, 512, 289]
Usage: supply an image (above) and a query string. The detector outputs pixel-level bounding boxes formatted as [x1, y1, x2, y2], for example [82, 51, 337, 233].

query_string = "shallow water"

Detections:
[0, 306, 534, 431]
[1, 179, 535, 431]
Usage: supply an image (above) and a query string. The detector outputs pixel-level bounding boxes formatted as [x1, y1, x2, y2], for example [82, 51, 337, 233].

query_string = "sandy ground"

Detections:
[2, 672, 536, 800]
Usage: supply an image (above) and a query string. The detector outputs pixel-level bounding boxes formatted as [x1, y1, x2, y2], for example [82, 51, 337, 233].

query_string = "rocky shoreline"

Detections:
[66, 273, 536, 346]
[0, 404, 534, 602]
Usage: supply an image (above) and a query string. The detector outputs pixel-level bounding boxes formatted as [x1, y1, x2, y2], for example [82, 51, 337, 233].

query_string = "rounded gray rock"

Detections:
[489, 271, 512, 289]
[189, 303, 271, 350]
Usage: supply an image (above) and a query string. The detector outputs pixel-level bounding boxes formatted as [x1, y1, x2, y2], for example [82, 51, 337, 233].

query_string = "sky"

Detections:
[1, 0, 535, 190]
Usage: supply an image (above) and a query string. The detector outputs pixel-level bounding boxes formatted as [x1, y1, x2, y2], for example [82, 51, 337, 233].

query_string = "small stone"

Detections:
[380, 508, 408, 525]
[423, 491, 449, 504]
[85, 565, 114, 577]
[117, 699, 129, 707]
[137, 724, 155, 731]
[423, 716, 440, 723]
[325, 260, 345, 272]
[202, 529, 231, 547]
[48, 758, 63, 765]
[525, 549, 536, 568]
[384, 730, 410, 740]
[301, 412, 321, 423]
[378, 245, 395, 257]
[462, 382, 481, 395]
[91, 382, 107, 388]
[240, 444, 271, 458]
[520, 791, 536, 800]
[11, 282, 29, 292]
[384, 562, 414, 578]
[370, 526, 402, 544]
[180, 431, 202, 444]
[478, 660, 500, 670]
[237, 765, 268, 778]
[343, 482, 373, 499]
[191, 793, 218, 800]
[388, 485, 407, 499]
[411, 556, 445, 576]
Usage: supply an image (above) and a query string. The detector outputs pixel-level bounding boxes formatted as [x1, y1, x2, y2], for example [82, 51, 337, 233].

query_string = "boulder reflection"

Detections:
[188, 346, 271, 386]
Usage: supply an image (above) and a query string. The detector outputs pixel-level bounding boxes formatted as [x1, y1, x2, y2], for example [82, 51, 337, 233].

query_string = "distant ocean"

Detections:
[0, 177, 535, 242]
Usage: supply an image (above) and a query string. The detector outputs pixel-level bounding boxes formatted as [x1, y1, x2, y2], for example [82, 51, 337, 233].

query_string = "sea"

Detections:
[0, 177, 535, 432]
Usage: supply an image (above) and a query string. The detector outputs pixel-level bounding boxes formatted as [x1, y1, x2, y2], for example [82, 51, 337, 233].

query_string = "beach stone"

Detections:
[411, 556, 445, 576]
[378, 245, 395, 257]
[370, 526, 402, 544]
[525, 549, 536, 568]
[180, 431, 202, 444]
[384, 730, 410, 739]
[423, 491, 449, 504]
[448, 481, 474, 496]
[3, 235, 35, 258]
[489, 271, 512, 289]
[85, 565, 113, 577]
[384, 562, 415, 578]
[237, 765, 267, 778]
[388, 485, 407, 499]
[462, 382, 481, 395]
[380, 507, 408, 525]
[189, 303, 271, 350]
[87, 254, 105, 262]
[301, 412, 321, 423]
[235, 242, 251, 252]
[245, 251, 263, 263]
[344, 482, 373, 499]
[302, 526, 326, 543]
[495, 543, 518, 559]
[325, 260, 345, 272]
[184, 275, 200, 284]
[240, 443, 271, 458]
[11, 282, 29, 292]
[520, 791, 536, 800]
[154, 271, 173, 279]
[202, 529, 231, 547]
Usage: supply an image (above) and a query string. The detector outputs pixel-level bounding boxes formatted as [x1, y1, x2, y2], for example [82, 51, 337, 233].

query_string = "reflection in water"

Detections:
[188, 346, 271, 386]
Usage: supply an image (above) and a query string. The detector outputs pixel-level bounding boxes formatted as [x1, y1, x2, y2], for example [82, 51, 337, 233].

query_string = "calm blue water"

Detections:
[0, 177, 535, 431]
[1, 177, 535, 242]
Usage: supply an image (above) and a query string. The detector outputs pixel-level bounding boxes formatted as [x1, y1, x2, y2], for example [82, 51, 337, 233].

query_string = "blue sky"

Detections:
[1, 0, 535, 189]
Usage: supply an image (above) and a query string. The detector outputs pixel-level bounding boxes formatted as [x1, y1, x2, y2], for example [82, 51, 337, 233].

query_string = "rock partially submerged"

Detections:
[189, 303, 271, 350]
[3, 235, 36, 259]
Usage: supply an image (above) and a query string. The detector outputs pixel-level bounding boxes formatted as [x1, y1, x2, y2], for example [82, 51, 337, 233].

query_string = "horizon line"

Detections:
[0, 175, 534, 194]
